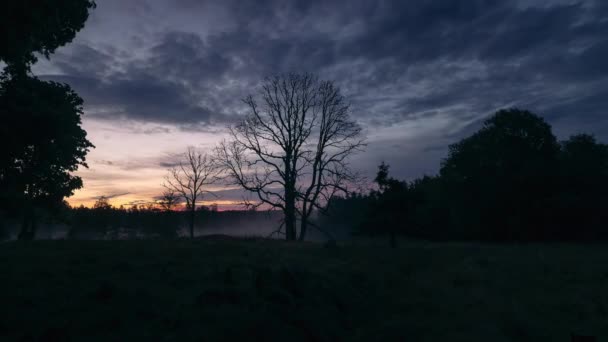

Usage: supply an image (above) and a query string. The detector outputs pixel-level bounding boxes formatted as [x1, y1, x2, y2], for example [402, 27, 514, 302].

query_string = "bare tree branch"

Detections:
[163, 147, 218, 238]
[215, 73, 365, 241]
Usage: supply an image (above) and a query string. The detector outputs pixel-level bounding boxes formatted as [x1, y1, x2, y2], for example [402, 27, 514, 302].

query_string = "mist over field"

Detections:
[0, 211, 351, 242]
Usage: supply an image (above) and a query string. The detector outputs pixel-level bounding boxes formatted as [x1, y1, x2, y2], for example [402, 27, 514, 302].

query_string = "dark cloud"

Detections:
[34, 0, 608, 178]
[94, 192, 131, 200]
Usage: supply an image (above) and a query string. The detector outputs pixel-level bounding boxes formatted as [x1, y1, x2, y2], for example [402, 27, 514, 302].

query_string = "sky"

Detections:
[31, 0, 608, 209]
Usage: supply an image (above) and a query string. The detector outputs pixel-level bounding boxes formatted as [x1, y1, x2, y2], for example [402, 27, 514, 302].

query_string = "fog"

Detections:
[0, 212, 352, 242]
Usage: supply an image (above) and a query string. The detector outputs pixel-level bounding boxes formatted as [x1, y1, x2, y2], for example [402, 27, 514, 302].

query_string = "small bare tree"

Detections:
[216, 73, 364, 241]
[158, 189, 179, 212]
[163, 147, 216, 239]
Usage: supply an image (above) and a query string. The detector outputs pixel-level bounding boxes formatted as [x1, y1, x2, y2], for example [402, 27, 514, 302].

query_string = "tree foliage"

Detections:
[0, 0, 95, 240]
[0, 76, 93, 238]
[0, 0, 96, 75]
[349, 109, 608, 242]
[439, 109, 560, 239]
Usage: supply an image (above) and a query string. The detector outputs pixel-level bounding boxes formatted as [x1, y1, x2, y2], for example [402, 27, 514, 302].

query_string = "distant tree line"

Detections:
[67, 197, 179, 239]
[324, 109, 608, 242]
[65, 197, 282, 240]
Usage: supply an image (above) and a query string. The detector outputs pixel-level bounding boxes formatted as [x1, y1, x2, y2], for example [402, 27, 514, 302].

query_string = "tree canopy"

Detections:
[0, 0, 96, 239]
[342, 108, 608, 242]
[439, 109, 561, 239]
[0, 76, 93, 204]
[0, 0, 96, 75]
[0, 74, 93, 239]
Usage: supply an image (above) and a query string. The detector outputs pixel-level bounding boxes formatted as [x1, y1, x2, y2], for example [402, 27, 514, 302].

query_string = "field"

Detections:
[1, 238, 607, 341]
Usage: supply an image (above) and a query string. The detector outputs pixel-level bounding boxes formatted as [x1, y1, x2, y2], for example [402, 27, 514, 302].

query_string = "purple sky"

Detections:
[30, 0, 608, 208]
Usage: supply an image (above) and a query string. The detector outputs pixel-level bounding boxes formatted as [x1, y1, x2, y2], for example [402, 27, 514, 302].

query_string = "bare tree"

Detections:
[296, 80, 364, 240]
[158, 189, 179, 212]
[216, 73, 364, 241]
[163, 147, 216, 239]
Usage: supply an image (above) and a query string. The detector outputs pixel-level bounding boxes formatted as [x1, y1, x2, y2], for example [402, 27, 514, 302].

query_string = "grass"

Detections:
[1, 238, 608, 341]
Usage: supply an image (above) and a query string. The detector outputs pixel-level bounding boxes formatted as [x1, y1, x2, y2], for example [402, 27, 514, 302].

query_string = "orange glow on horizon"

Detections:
[66, 197, 249, 211]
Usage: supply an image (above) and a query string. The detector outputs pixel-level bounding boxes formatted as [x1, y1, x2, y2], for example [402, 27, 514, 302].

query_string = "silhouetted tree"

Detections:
[0, 0, 96, 76]
[216, 73, 364, 241]
[0, 0, 95, 240]
[353, 109, 608, 242]
[159, 189, 179, 212]
[407, 175, 450, 239]
[0, 76, 94, 240]
[440, 108, 560, 240]
[317, 192, 372, 237]
[92, 196, 112, 210]
[551, 134, 608, 239]
[163, 147, 217, 239]
[364, 162, 410, 247]
[560, 134, 608, 192]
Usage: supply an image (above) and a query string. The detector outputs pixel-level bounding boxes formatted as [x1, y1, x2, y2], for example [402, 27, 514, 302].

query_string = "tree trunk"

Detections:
[189, 199, 195, 239]
[283, 167, 298, 241]
[284, 188, 297, 241]
[284, 206, 296, 241]
[298, 217, 307, 242]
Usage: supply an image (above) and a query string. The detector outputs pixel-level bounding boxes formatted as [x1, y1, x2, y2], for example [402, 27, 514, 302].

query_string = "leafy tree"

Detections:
[440, 108, 560, 240]
[317, 193, 372, 237]
[560, 134, 608, 191]
[0, 0, 96, 75]
[361, 162, 411, 247]
[0, 1, 95, 239]
[551, 134, 608, 239]
[0, 76, 93, 239]
[352, 110, 608, 242]
[407, 175, 450, 239]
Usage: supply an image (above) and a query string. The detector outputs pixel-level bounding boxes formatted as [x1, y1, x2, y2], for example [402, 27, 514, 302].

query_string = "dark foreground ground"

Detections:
[1, 238, 607, 341]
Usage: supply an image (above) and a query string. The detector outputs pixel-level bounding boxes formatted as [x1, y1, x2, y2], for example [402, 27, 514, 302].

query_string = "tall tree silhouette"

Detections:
[363, 162, 410, 247]
[216, 73, 363, 241]
[440, 108, 560, 240]
[0, 0, 96, 76]
[553, 134, 608, 239]
[163, 147, 216, 239]
[0, 0, 96, 239]
[0, 76, 94, 239]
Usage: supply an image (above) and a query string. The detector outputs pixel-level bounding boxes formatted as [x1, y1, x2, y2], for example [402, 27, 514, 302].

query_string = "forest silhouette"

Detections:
[338, 109, 608, 243]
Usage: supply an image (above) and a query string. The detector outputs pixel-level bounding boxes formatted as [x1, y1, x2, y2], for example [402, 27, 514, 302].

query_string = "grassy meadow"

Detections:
[1, 238, 607, 341]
